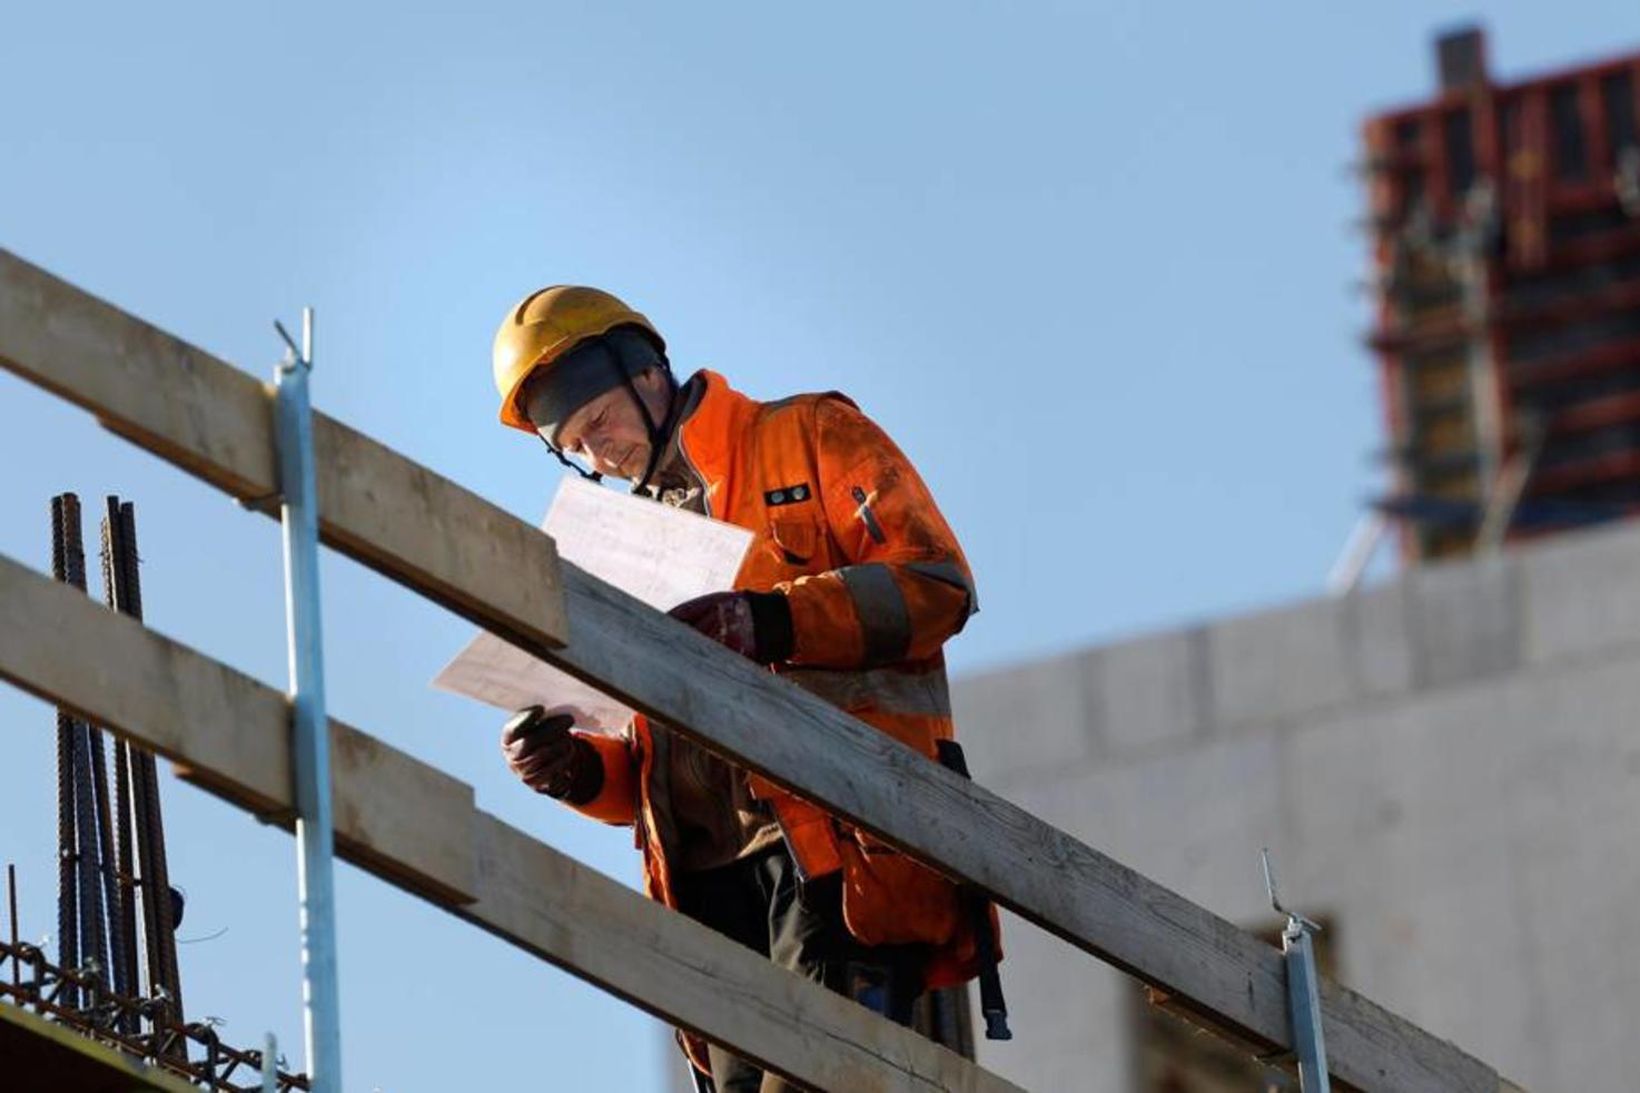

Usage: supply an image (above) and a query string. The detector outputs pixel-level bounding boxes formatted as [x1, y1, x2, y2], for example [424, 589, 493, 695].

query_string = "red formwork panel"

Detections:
[1363, 30, 1640, 559]
[1368, 46, 1640, 257]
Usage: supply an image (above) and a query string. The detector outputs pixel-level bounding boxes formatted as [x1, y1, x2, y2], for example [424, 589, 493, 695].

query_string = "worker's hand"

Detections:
[501, 705, 602, 802]
[668, 590, 794, 664]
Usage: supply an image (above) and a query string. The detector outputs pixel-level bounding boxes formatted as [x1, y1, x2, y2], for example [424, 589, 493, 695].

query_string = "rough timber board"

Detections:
[0, 248, 1512, 1093]
[0, 248, 569, 658]
[551, 572, 1505, 1093]
[0, 1002, 199, 1093]
[0, 553, 1017, 1093]
[0, 553, 476, 907]
[461, 811, 1019, 1093]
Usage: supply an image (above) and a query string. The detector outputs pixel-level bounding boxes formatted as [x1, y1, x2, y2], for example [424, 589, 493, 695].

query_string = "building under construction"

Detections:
[939, 29, 1640, 1093]
[1366, 28, 1640, 559]
[8, 25, 1633, 1093]
[0, 243, 1530, 1090]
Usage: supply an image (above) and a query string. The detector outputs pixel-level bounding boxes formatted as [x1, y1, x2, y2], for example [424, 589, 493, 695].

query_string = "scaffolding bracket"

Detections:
[1263, 850, 1331, 1092]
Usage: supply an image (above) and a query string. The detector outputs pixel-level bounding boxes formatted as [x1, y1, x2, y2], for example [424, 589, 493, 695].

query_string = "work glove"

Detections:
[500, 705, 604, 804]
[668, 590, 794, 665]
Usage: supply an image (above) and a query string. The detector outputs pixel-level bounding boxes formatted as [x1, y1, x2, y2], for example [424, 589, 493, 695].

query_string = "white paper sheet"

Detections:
[432, 476, 754, 730]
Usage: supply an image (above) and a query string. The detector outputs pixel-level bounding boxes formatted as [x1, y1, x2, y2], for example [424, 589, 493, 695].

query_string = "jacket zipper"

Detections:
[677, 433, 711, 519]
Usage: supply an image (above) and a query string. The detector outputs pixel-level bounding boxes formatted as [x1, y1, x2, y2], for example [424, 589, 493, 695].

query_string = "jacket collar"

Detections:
[676, 370, 758, 518]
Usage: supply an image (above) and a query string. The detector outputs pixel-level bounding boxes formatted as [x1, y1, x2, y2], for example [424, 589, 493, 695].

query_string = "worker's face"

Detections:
[555, 368, 671, 480]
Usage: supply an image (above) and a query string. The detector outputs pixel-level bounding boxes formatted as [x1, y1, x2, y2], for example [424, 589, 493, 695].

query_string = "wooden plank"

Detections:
[549, 571, 1503, 1093]
[0, 248, 569, 658]
[462, 813, 1018, 1093]
[0, 247, 1511, 1093]
[0, 553, 1020, 1093]
[0, 1001, 200, 1093]
[0, 553, 476, 907]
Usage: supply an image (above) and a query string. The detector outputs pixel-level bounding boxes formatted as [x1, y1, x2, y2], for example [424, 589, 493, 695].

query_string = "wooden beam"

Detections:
[0, 248, 1512, 1092]
[0, 553, 1019, 1093]
[0, 249, 569, 659]
[552, 572, 1502, 1093]
[0, 552, 476, 907]
[461, 811, 1016, 1093]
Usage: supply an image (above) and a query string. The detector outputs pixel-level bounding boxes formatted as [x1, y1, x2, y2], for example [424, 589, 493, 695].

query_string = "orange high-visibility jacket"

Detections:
[567, 369, 988, 986]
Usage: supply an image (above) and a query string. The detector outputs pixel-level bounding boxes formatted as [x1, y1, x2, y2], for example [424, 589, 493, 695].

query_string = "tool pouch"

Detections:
[836, 827, 962, 948]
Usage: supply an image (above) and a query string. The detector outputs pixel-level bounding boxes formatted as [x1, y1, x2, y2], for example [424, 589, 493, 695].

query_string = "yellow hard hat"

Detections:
[492, 285, 663, 433]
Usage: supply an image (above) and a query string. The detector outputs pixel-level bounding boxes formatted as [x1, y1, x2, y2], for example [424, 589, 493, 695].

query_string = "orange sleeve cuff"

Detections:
[779, 572, 867, 667]
[565, 731, 638, 825]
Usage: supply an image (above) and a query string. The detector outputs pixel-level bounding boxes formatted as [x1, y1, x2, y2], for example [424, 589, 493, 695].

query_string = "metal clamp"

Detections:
[1261, 849, 1330, 1092]
[236, 318, 316, 515]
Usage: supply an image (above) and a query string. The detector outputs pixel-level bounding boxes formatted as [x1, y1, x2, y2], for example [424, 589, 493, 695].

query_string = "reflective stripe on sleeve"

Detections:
[838, 563, 912, 665]
[904, 559, 979, 615]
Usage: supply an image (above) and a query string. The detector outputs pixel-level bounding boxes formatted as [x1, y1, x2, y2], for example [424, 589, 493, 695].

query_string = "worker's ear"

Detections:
[634, 365, 669, 393]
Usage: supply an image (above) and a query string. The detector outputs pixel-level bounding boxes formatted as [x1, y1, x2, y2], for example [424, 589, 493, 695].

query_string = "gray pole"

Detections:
[1262, 850, 1330, 1092]
[274, 309, 342, 1092]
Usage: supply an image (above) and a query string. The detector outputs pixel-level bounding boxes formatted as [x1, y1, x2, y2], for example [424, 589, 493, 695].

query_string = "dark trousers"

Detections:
[672, 844, 926, 1093]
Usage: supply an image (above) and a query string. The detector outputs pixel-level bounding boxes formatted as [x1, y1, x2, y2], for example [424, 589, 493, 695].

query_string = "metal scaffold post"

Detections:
[1263, 850, 1330, 1092]
[274, 308, 342, 1093]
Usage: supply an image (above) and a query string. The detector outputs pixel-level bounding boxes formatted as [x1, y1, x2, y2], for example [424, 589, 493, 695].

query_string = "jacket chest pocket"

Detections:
[767, 517, 819, 568]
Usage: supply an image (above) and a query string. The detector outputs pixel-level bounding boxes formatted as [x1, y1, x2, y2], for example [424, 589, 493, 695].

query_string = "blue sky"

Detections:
[3, 3, 1638, 1090]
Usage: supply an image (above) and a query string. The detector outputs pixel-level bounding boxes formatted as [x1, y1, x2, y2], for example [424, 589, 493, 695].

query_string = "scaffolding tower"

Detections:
[1365, 28, 1640, 560]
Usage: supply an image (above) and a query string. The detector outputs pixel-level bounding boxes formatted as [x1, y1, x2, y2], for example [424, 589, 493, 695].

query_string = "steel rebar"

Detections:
[57, 496, 111, 998]
[86, 715, 125, 999]
[101, 502, 141, 1030]
[51, 494, 81, 1010]
[106, 500, 163, 1013]
[8, 864, 19, 990]
[108, 497, 186, 1041]
[71, 720, 109, 995]
[111, 734, 139, 1033]
[0, 938, 310, 1092]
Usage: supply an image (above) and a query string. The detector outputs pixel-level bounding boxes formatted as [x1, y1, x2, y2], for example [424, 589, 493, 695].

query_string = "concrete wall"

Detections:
[953, 520, 1640, 1093]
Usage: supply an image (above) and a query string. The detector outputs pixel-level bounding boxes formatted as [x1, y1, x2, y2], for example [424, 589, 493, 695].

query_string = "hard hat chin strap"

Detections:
[611, 348, 682, 497]
[536, 433, 602, 484]
[534, 336, 681, 492]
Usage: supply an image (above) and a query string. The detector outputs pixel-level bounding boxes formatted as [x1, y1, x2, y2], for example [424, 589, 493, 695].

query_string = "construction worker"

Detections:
[491, 286, 993, 1092]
